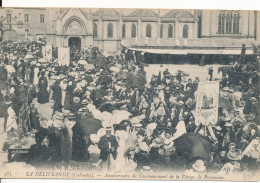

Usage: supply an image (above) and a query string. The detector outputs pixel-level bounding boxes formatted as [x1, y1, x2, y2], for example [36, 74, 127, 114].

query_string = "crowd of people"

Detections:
[0, 40, 259, 176]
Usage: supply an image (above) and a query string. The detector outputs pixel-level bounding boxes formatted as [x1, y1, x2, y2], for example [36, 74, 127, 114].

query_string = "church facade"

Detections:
[0, 8, 260, 55]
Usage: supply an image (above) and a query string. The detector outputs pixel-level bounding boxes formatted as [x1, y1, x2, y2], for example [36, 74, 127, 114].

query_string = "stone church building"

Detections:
[0, 8, 260, 57]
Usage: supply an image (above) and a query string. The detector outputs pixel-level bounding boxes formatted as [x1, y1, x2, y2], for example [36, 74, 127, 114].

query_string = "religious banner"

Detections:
[195, 81, 219, 126]
[41, 45, 46, 58]
[45, 44, 52, 61]
[58, 47, 70, 66]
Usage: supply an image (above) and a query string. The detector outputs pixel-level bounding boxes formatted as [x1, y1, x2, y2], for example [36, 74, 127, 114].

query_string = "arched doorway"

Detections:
[68, 37, 81, 51]
[3, 30, 17, 41]
[68, 37, 81, 59]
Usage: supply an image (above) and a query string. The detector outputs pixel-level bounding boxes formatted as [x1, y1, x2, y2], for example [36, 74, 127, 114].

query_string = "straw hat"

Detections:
[156, 85, 163, 90]
[225, 123, 233, 127]
[53, 120, 65, 130]
[132, 123, 142, 128]
[140, 166, 153, 172]
[153, 136, 164, 146]
[227, 149, 242, 161]
[81, 99, 88, 105]
[192, 160, 206, 172]
[223, 87, 229, 91]
[139, 142, 149, 152]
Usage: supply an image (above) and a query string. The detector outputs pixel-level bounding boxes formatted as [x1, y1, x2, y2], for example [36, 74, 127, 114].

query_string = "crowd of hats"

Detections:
[1, 40, 259, 174]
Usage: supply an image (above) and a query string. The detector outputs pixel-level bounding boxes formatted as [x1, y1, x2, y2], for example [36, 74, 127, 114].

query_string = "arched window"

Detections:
[146, 24, 152, 38]
[226, 11, 232, 34]
[183, 24, 189, 38]
[218, 11, 225, 34]
[160, 24, 163, 38]
[131, 24, 136, 38]
[233, 11, 240, 34]
[93, 23, 98, 38]
[218, 11, 240, 35]
[168, 24, 173, 38]
[107, 23, 113, 38]
[122, 24, 126, 38]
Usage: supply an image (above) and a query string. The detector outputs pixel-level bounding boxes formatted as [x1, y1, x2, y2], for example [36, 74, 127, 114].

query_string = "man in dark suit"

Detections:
[98, 126, 118, 171]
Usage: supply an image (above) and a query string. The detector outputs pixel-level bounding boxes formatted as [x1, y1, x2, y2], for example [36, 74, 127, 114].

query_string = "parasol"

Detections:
[110, 66, 120, 73]
[78, 60, 88, 65]
[30, 60, 37, 65]
[5, 65, 16, 73]
[38, 58, 47, 63]
[174, 133, 214, 161]
[25, 55, 34, 59]
[110, 110, 132, 125]
[78, 115, 103, 135]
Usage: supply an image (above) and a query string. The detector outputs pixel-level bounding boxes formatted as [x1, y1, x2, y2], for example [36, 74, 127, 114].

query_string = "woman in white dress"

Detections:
[6, 105, 17, 131]
[33, 66, 39, 86]
[114, 120, 129, 172]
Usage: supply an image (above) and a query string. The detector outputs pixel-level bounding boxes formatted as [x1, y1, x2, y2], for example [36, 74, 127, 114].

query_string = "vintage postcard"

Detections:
[0, 7, 259, 181]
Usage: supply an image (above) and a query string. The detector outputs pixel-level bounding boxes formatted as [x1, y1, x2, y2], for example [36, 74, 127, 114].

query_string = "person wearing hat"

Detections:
[221, 74, 228, 88]
[27, 128, 56, 169]
[63, 81, 74, 110]
[98, 126, 118, 171]
[191, 159, 207, 173]
[140, 166, 153, 173]
[232, 110, 246, 124]
[134, 141, 150, 171]
[219, 149, 242, 175]
[232, 121, 244, 145]
[37, 71, 49, 104]
[51, 79, 62, 115]
[0, 62, 7, 93]
[149, 130, 165, 168]
[70, 84, 84, 115]
[63, 113, 77, 161]
[130, 86, 141, 108]
[243, 124, 260, 146]
[185, 78, 193, 90]
[33, 64, 40, 86]
[186, 115, 196, 133]
[222, 123, 233, 149]
[212, 147, 228, 171]
[208, 67, 213, 81]
[114, 120, 129, 171]
[2, 99, 12, 132]
[213, 125, 224, 149]
[161, 127, 175, 167]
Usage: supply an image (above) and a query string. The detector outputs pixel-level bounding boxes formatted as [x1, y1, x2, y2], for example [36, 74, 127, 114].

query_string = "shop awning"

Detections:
[128, 48, 188, 55]
[128, 47, 254, 55]
[187, 49, 223, 54]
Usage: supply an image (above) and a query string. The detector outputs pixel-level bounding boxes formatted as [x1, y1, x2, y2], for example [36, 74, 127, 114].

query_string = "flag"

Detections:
[195, 81, 219, 126]
[45, 45, 52, 61]
[58, 48, 70, 66]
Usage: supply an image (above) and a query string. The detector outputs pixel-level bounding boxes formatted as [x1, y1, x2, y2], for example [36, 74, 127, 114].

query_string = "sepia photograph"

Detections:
[0, 5, 259, 181]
